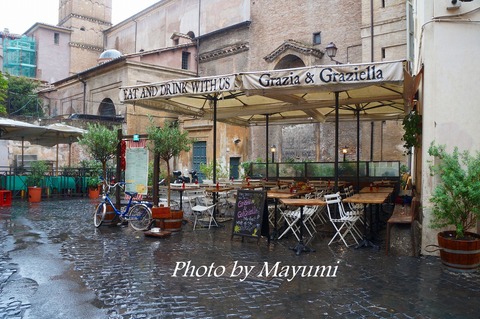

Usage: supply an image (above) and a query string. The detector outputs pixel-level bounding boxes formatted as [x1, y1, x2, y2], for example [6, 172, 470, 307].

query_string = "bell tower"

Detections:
[58, 0, 113, 74]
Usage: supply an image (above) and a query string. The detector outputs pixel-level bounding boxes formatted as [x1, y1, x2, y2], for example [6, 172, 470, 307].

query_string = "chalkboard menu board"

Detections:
[231, 190, 267, 240]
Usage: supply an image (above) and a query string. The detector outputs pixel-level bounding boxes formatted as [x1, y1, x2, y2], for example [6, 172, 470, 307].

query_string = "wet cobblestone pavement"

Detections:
[1, 198, 479, 318]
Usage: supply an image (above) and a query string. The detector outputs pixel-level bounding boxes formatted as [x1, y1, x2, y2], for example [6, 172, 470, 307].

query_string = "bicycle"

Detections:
[93, 180, 152, 230]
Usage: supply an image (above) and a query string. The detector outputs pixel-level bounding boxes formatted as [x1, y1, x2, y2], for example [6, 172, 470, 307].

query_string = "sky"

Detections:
[0, 0, 160, 35]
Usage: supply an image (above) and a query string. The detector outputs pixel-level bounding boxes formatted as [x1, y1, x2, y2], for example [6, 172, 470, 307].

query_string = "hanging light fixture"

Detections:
[325, 42, 338, 59]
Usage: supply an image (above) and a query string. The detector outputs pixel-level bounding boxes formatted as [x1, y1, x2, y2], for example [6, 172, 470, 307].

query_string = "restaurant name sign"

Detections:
[120, 75, 236, 101]
[119, 61, 404, 101]
[241, 61, 404, 90]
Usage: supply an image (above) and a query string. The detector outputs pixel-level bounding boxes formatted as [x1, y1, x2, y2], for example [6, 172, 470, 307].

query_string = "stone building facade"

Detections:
[33, 0, 408, 177]
[58, 0, 113, 75]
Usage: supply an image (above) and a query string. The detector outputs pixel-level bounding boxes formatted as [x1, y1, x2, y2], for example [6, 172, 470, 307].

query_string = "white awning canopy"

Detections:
[119, 60, 409, 126]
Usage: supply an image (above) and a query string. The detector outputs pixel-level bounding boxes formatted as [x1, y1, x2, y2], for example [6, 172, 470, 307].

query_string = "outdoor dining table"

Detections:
[343, 192, 391, 249]
[359, 186, 394, 193]
[205, 186, 235, 216]
[279, 197, 326, 255]
[170, 184, 200, 210]
[240, 182, 263, 190]
[373, 180, 397, 187]
[309, 180, 347, 191]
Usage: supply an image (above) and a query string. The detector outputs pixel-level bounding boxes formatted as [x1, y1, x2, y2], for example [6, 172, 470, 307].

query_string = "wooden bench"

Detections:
[385, 197, 418, 255]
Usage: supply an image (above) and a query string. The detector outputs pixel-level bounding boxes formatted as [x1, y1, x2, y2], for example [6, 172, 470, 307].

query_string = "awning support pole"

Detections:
[356, 109, 360, 193]
[265, 114, 269, 181]
[334, 92, 339, 192]
[213, 96, 218, 209]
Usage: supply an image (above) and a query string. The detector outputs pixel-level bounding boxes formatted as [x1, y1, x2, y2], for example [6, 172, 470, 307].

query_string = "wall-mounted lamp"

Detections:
[341, 146, 349, 162]
[271, 145, 276, 163]
[325, 42, 342, 64]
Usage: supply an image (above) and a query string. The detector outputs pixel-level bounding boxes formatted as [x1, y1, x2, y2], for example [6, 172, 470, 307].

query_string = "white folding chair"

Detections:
[344, 185, 365, 229]
[195, 191, 213, 206]
[324, 192, 360, 247]
[191, 203, 218, 230]
[300, 206, 318, 237]
[278, 208, 301, 240]
[312, 190, 328, 225]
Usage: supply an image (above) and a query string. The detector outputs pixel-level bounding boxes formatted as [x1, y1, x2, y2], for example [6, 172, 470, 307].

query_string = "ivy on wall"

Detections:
[402, 111, 422, 155]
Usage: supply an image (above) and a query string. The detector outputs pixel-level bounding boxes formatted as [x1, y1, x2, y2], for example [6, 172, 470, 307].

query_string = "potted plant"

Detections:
[87, 176, 102, 199]
[27, 160, 49, 202]
[146, 117, 192, 219]
[428, 142, 480, 271]
[78, 123, 118, 183]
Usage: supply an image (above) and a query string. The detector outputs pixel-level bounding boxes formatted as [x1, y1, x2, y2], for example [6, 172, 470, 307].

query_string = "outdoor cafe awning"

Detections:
[119, 60, 411, 194]
[119, 60, 409, 126]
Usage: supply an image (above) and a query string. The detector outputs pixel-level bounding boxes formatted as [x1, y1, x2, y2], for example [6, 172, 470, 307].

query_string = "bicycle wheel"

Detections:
[127, 204, 152, 231]
[94, 202, 107, 227]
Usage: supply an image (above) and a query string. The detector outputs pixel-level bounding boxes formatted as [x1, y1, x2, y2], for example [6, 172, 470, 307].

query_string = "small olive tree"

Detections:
[428, 142, 480, 239]
[146, 117, 192, 206]
[78, 123, 118, 182]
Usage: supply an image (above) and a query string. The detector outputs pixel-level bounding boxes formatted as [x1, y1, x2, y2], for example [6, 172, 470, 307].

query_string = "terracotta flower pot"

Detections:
[88, 187, 100, 199]
[437, 231, 480, 272]
[28, 187, 42, 203]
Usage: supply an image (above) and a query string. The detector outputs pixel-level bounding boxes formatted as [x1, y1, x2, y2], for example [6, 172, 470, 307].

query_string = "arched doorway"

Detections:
[274, 54, 305, 69]
[99, 98, 116, 116]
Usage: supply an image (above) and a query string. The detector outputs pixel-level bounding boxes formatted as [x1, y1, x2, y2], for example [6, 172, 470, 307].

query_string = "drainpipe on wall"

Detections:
[369, 0, 375, 161]
[134, 20, 138, 53]
[78, 77, 86, 114]
[370, 121, 374, 161]
[196, 0, 201, 76]
[370, 0, 374, 62]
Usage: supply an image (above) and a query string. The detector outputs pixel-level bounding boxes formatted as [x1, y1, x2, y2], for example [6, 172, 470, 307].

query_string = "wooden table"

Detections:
[205, 187, 235, 216]
[170, 185, 201, 210]
[240, 183, 263, 190]
[373, 180, 397, 187]
[279, 198, 326, 255]
[309, 180, 348, 190]
[205, 187, 234, 193]
[359, 187, 394, 194]
[343, 192, 390, 249]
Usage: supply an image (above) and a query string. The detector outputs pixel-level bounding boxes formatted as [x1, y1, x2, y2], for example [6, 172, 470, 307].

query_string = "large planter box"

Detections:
[152, 206, 171, 219]
[98, 205, 118, 226]
[154, 210, 184, 232]
[438, 231, 480, 272]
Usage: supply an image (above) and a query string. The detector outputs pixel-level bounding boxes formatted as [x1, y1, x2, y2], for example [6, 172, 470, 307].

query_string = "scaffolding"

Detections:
[3, 36, 36, 78]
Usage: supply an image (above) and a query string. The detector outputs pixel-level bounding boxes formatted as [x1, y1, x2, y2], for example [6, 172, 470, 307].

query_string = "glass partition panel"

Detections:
[278, 162, 305, 178]
[268, 163, 277, 179]
[338, 162, 368, 177]
[306, 162, 335, 178]
[250, 163, 266, 179]
[368, 161, 400, 177]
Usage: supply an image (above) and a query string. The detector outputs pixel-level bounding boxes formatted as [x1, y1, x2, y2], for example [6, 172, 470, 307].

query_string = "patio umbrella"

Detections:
[0, 117, 48, 167]
[36, 123, 86, 175]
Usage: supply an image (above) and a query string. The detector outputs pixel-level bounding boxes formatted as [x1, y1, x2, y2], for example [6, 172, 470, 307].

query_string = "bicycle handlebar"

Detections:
[100, 177, 126, 193]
